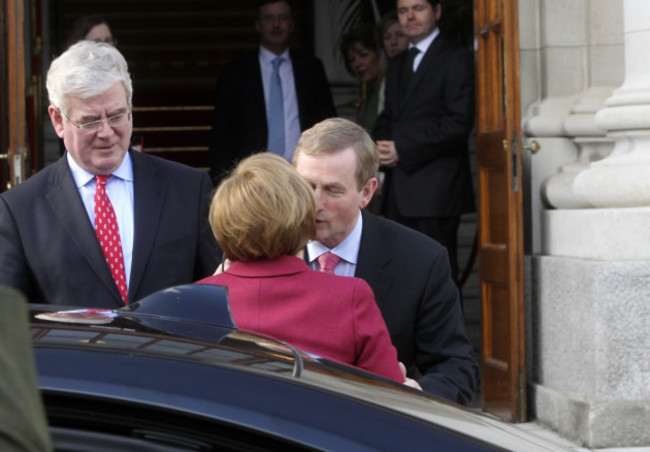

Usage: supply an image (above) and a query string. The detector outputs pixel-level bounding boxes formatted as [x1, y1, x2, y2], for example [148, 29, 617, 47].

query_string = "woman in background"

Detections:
[378, 11, 409, 59]
[340, 24, 387, 134]
[68, 15, 117, 47]
[196, 153, 404, 383]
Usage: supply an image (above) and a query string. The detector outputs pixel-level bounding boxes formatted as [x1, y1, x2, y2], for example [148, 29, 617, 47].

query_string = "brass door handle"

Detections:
[523, 140, 541, 155]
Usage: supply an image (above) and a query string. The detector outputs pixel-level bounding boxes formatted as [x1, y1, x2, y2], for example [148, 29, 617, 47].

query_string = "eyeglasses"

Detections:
[62, 110, 131, 134]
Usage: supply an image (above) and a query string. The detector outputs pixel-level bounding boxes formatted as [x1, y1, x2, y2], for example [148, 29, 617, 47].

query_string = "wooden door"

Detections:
[1, 0, 27, 193]
[474, 0, 525, 422]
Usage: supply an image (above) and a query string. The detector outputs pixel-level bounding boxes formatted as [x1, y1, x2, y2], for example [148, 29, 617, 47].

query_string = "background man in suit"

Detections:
[208, 0, 336, 185]
[293, 118, 479, 405]
[0, 286, 52, 452]
[0, 41, 220, 307]
[373, 0, 475, 283]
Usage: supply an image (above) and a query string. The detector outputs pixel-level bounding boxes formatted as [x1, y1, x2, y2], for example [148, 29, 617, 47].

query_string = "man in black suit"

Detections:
[208, 0, 336, 185]
[374, 0, 475, 283]
[293, 118, 479, 405]
[0, 41, 220, 307]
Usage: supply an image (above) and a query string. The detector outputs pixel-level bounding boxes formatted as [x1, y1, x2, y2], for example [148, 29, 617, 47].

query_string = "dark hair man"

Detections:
[294, 118, 479, 405]
[374, 0, 475, 285]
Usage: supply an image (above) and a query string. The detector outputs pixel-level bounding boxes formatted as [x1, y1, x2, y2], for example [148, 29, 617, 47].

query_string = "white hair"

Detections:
[46, 40, 132, 114]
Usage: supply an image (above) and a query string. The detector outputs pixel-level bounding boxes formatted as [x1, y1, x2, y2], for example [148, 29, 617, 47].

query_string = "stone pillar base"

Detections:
[542, 207, 650, 260]
[533, 384, 650, 448]
[531, 251, 650, 448]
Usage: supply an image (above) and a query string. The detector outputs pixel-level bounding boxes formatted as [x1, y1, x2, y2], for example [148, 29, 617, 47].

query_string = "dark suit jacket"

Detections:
[0, 150, 220, 307]
[197, 255, 402, 382]
[355, 210, 479, 405]
[374, 34, 475, 217]
[208, 49, 337, 184]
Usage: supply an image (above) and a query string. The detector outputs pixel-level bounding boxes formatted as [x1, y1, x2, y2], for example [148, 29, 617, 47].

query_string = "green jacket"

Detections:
[0, 286, 52, 452]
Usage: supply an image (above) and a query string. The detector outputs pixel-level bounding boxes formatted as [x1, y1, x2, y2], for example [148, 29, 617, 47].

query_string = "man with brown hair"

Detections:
[293, 118, 479, 405]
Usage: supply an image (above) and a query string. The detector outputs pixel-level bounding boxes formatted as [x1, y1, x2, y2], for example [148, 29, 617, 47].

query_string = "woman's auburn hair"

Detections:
[209, 152, 316, 261]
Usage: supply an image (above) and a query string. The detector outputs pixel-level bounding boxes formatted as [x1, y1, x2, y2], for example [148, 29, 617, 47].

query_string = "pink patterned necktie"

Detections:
[318, 252, 341, 274]
[94, 175, 128, 304]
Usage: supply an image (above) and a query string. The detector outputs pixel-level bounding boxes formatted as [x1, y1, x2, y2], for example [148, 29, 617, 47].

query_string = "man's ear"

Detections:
[359, 177, 379, 209]
[48, 105, 65, 138]
[435, 3, 442, 20]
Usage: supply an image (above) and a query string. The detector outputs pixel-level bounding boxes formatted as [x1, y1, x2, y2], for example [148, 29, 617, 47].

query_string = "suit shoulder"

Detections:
[216, 52, 259, 81]
[132, 151, 210, 179]
[366, 213, 445, 254]
[222, 51, 258, 70]
[0, 159, 63, 204]
[436, 35, 472, 59]
[289, 50, 326, 68]
[437, 34, 468, 50]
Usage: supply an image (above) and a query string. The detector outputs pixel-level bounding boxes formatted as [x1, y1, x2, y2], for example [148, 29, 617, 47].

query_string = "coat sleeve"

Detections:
[394, 46, 475, 174]
[193, 170, 221, 279]
[310, 57, 338, 121]
[414, 246, 480, 406]
[208, 62, 239, 186]
[351, 279, 404, 383]
[372, 57, 399, 141]
[0, 196, 35, 301]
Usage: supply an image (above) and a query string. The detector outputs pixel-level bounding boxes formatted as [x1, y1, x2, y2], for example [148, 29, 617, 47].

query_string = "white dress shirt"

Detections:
[67, 152, 135, 286]
[307, 211, 363, 277]
[259, 46, 301, 161]
[409, 27, 440, 72]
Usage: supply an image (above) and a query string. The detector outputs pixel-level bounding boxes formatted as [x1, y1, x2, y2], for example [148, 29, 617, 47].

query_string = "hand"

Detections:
[399, 362, 423, 391]
[377, 140, 399, 168]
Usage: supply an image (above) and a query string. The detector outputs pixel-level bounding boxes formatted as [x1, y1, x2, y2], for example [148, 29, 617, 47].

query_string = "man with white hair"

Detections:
[0, 41, 219, 307]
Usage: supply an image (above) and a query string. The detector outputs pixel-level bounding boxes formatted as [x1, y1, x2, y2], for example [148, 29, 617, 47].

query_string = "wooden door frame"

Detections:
[474, 0, 525, 422]
[3, 0, 27, 191]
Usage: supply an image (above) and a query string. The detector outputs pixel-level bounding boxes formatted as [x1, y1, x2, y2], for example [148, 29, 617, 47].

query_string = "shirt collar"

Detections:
[67, 150, 134, 189]
[307, 210, 363, 265]
[259, 46, 291, 65]
[410, 27, 439, 55]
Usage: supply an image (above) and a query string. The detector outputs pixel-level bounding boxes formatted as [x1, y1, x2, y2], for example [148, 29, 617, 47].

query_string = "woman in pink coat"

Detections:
[196, 153, 403, 383]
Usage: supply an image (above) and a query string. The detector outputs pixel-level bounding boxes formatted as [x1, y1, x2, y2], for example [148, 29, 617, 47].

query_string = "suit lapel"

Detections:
[44, 156, 123, 303]
[354, 211, 393, 310]
[250, 52, 268, 134]
[129, 151, 165, 300]
[397, 36, 445, 117]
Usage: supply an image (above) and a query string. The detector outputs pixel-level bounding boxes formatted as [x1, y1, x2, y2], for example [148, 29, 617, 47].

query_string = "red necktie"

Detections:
[318, 252, 341, 274]
[94, 175, 128, 304]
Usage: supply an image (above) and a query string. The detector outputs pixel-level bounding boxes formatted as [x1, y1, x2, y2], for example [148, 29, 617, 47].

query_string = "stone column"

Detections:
[541, 88, 614, 209]
[533, 0, 650, 447]
[573, 0, 650, 207]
